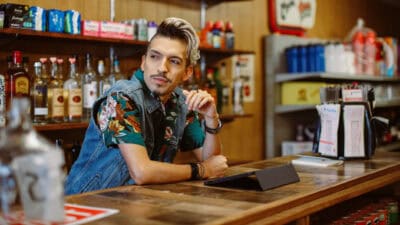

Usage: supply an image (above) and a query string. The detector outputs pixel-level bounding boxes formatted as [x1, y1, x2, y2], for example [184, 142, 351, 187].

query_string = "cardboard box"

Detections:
[281, 81, 326, 105]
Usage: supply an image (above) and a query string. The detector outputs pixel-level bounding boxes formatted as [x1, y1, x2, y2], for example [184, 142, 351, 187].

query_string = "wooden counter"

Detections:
[66, 151, 400, 225]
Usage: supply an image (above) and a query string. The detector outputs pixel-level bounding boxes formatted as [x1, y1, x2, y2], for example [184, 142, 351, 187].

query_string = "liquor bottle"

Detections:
[225, 21, 235, 49]
[213, 67, 223, 114]
[32, 61, 48, 124]
[64, 57, 82, 122]
[232, 61, 244, 114]
[97, 59, 111, 96]
[204, 68, 217, 104]
[47, 57, 64, 123]
[5, 51, 31, 113]
[1, 98, 65, 222]
[219, 62, 232, 114]
[109, 56, 125, 85]
[82, 53, 98, 121]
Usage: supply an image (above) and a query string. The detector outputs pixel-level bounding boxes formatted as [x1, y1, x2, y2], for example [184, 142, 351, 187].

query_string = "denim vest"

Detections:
[65, 74, 189, 195]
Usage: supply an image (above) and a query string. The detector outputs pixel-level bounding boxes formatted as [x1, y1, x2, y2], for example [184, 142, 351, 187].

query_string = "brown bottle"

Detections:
[6, 51, 31, 112]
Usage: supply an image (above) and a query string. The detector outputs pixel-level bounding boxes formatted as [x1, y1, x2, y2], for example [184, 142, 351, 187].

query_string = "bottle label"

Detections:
[34, 107, 48, 116]
[68, 89, 82, 116]
[51, 88, 64, 117]
[15, 76, 30, 95]
[83, 81, 97, 109]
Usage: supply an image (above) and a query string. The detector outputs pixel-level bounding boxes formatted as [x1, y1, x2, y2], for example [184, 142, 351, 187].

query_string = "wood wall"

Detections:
[1, 0, 399, 163]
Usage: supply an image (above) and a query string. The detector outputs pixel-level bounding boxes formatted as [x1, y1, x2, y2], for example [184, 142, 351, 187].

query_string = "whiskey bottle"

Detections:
[6, 51, 31, 113]
[32, 62, 48, 124]
[82, 53, 98, 121]
[47, 57, 64, 123]
[64, 57, 82, 122]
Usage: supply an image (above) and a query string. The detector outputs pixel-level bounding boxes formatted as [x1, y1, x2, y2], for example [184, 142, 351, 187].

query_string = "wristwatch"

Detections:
[203, 119, 223, 134]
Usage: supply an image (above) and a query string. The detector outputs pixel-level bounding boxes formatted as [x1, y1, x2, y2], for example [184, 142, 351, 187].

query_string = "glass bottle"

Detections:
[109, 55, 125, 85]
[0, 73, 5, 128]
[204, 68, 217, 104]
[232, 61, 244, 114]
[0, 98, 65, 223]
[5, 51, 31, 113]
[32, 61, 48, 124]
[219, 62, 232, 114]
[82, 53, 97, 121]
[64, 57, 82, 122]
[47, 57, 64, 123]
[97, 59, 111, 96]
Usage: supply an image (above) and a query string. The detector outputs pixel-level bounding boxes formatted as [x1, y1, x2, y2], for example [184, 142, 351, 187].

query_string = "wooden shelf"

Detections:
[275, 72, 400, 83]
[0, 28, 253, 58]
[34, 122, 89, 132]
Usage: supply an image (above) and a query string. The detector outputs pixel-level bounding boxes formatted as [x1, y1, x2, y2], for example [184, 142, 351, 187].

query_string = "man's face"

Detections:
[141, 36, 192, 99]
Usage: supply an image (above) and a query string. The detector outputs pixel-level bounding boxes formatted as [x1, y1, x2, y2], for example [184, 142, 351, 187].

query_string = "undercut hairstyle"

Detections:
[150, 17, 200, 66]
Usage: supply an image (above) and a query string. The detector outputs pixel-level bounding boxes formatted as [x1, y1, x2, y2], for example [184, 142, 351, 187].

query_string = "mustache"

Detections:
[150, 73, 172, 83]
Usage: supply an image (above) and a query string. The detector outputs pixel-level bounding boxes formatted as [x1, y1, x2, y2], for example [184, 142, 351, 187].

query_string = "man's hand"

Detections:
[182, 89, 218, 120]
[201, 155, 228, 179]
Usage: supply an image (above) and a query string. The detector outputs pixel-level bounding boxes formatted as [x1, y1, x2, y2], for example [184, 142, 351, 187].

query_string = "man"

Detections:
[65, 17, 228, 195]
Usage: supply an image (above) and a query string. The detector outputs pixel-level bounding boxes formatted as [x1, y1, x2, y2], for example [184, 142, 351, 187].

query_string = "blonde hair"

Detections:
[150, 17, 200, 66]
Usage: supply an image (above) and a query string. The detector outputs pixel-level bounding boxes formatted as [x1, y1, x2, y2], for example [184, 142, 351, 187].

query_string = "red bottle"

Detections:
[6, 51, 31, 111]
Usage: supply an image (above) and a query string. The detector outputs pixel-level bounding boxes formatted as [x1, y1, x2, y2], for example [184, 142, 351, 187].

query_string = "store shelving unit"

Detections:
[264, 34, 400, 158]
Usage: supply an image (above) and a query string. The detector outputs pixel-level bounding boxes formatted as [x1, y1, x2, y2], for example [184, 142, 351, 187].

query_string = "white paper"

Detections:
[316, 104, 341, 157]
[343, 105, 365, 157]
[292, 155, 343, 167]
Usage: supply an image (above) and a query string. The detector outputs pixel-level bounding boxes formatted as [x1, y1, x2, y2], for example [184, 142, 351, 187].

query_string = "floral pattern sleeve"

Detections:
[97, 92, 145, 147]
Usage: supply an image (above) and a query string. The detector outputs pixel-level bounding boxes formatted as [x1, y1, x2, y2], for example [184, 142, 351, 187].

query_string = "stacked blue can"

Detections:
[285, 44, 325, 73]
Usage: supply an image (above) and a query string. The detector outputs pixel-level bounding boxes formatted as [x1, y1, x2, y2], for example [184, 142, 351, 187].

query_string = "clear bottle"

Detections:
[1, 98, 65, 222]
[97, 59, 111, 96]
[219, 62, 232, 114]
[82, 53, 98, 121]
[232, 61, 244, 114]
[64, 57, 82, 122]
[204, 68, 217, 104]
[0, 72, 5, 128]
[109, 56, 125, 85]
[225, 21, 235, 49]
[5, 51, 31, 113]
[32, 62, 48, 124]
[47, 57, 64, 123]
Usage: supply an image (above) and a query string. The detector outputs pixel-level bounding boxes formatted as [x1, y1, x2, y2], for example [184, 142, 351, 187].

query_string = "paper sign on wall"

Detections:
[231, 54, 255, 102]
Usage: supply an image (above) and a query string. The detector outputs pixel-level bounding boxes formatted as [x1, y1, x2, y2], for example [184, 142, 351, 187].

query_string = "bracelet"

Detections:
[203, 119, 223, 134]
[189, 163, 201, 180]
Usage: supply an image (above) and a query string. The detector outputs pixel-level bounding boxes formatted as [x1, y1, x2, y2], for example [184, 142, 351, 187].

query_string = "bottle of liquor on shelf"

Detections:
[5, 51, 31, 113]
[232, 61, 244, 114]
[82, 53, 98, 121]
[225, 21, 235, 49]
[97, 59, 111, 95]
[219, 62, 232, 114]
[0, 97, 65, 222]
[64, 57, 82, 122]
[32, 61, 48, 124]
[213, 67, 223, 113]
[204, 68, 217, 104]
[48, 57, 64, 123]
[109, 55, 125, 85]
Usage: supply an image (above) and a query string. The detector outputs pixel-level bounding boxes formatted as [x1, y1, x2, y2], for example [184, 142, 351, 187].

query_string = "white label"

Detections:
[68, 88, 82, 116]
[51, 88, 64, 117]
[34, 107, 48, 115]
[83, 81, 97, 109]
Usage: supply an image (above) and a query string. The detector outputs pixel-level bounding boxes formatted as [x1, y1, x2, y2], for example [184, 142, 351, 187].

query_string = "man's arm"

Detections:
[119, 143, 227, 185]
